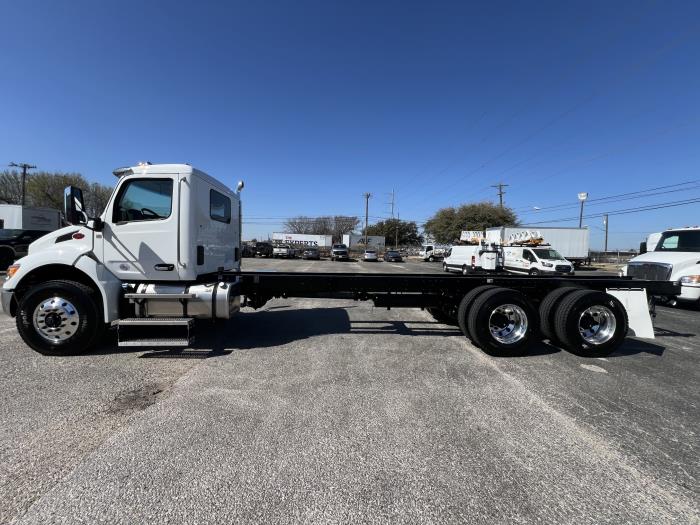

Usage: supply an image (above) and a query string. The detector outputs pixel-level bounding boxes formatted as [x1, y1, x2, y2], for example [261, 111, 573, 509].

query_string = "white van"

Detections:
[502, 246, 574, 275]
[442, 245, 482, 274]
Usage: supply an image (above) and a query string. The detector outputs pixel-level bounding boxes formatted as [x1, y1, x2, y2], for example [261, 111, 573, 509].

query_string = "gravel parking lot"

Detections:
[1, 258, 698, 523]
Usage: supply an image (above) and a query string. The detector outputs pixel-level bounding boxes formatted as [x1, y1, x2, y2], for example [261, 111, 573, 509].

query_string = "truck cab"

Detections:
[623, 227, 700, 305]
[1, 164, 243, 354]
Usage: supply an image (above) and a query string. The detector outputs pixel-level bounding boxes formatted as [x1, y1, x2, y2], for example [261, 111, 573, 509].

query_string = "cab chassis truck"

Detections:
[0, 164, 679, 357]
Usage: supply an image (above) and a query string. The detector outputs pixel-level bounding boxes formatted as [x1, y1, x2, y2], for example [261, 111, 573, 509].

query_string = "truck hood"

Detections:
[628, 251, 700, 278]
[28, 225, 87, 255]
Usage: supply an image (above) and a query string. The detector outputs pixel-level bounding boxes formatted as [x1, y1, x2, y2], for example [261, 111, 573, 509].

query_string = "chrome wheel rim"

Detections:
[33, 296, 80, 344]
[488, 304, 528, 344]
[578, 305, 616, 345]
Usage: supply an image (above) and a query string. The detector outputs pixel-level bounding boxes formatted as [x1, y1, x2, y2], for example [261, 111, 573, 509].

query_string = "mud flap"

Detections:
[606, 288, 654, 339]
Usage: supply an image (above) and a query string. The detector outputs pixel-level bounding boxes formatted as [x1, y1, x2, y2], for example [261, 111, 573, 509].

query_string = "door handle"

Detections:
[154, 264, 175, 271]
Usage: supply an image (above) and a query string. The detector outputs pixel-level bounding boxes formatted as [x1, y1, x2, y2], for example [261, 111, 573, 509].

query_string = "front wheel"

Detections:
[16, 280, 105, 356]
[529, 269, 540, 276]
[429, 255, 435, 262]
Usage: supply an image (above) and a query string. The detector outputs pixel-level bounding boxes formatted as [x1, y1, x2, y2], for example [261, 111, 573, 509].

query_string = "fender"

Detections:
[3, 238, 122, 323]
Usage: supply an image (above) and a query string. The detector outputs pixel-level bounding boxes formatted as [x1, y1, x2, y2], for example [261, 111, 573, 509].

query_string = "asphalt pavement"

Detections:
[1, 257, 697, 524]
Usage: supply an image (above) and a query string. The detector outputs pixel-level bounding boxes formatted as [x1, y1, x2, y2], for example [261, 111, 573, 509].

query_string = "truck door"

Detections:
[523, 250, 535, 270]
[100, 176, 182, 281]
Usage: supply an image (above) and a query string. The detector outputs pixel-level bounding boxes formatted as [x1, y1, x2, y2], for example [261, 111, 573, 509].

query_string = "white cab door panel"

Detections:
[101, 176, 182, 281]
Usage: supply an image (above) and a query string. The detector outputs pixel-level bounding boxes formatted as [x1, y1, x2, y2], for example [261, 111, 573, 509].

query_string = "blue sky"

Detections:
[1, 0, 699, 249]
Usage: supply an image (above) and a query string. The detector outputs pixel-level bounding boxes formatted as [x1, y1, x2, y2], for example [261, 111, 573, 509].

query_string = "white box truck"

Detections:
[486, 227, 589, 266]
[272, 233, 333, 249]
[0, 205, 61, 231]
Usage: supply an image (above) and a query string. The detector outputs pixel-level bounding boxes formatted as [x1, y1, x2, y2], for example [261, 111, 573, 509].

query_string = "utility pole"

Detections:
[603, 214, 609, 252]
[395, 211, 399, 249]
[9, 162, 36, 205]
[363, 192, 371, 246]
[491, 182, 508, 208]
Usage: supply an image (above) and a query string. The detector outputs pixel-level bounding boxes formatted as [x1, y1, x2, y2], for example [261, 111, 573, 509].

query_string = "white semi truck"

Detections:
[0, 163, 677, 358]
[621, 226, 700, 306]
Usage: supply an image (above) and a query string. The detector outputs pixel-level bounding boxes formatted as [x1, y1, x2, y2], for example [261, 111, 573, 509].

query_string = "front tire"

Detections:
[429, 255, 435, 262]
[16, 280, 104, 356]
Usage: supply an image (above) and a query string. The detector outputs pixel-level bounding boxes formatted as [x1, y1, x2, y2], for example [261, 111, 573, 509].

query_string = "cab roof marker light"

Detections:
[112, 167, 133, 177]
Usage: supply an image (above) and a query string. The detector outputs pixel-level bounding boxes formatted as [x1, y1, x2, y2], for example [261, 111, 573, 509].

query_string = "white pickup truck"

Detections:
[273, 245, 296, 258]
[622, 227, 700, 305]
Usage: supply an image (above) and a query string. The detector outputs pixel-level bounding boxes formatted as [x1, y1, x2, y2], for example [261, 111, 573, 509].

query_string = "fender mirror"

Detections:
[64, 186, 87, 225]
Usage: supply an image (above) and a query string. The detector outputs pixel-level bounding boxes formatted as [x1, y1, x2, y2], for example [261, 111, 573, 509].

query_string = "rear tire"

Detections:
[16, 280, 105, 356]
[539, 287, 581, 345]
[461, 265, 469, 276]
[457, 285, 498, 340]
[467, 288, 537, 356]
[443, 263, 449, 273]
[554, 290, 628, 357]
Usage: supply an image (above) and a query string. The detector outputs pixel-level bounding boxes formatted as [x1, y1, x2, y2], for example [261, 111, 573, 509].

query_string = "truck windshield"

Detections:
[656, 231, 700, 252]
[533, 248, 563, 260]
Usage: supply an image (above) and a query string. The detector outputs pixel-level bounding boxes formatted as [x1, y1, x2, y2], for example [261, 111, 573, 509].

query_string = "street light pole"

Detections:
[363, 192, 371, 246]
[577, 192, 588, 228]
[603, 214, 609, 252]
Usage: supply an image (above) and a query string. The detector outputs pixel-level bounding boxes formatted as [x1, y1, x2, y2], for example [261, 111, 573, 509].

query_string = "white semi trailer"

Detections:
[0, 163, 676, 358]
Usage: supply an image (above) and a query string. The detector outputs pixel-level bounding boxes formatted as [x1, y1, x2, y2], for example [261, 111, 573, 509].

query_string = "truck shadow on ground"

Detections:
[88, 307, 667, 359]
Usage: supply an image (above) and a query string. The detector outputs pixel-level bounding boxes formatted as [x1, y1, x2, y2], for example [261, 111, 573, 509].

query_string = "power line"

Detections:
[526, 196, 700, 225]
[516, 179, 700, 215]
[402, 19, 700, 208]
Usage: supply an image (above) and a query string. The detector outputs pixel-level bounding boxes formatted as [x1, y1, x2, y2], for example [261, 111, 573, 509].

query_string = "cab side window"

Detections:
[210, 189, 231, 223]
[523, 250, 535, 262]
[113, 179, 173, 223]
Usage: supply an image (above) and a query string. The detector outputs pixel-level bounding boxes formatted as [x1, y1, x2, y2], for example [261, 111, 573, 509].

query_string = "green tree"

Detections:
[366, 218, 423, 247]
[424, 202, 517, 244]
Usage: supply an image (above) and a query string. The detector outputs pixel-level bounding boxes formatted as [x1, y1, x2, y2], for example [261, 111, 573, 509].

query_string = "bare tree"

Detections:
[283, 215, 359, 242]
[0, 170, 24, 204]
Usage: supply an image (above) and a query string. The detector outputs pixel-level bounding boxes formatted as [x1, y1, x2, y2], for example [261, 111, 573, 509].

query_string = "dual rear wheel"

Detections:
[454, 286, 628, 357]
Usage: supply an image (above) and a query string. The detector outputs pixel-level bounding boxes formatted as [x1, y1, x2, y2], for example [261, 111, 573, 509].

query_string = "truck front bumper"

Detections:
[0, 288, 14, 317]
[678, 284, 700, 303]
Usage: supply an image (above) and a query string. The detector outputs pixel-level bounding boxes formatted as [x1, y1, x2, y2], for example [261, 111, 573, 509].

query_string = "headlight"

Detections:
[6, 264, 20, 279]
[679, 275, 700, 285]
[542, 262, 553, 267]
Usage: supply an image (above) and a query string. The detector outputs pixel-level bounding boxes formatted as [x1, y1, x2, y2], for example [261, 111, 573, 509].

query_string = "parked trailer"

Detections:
[486, 227, 589, 266]
[0, 163, 678, 359]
